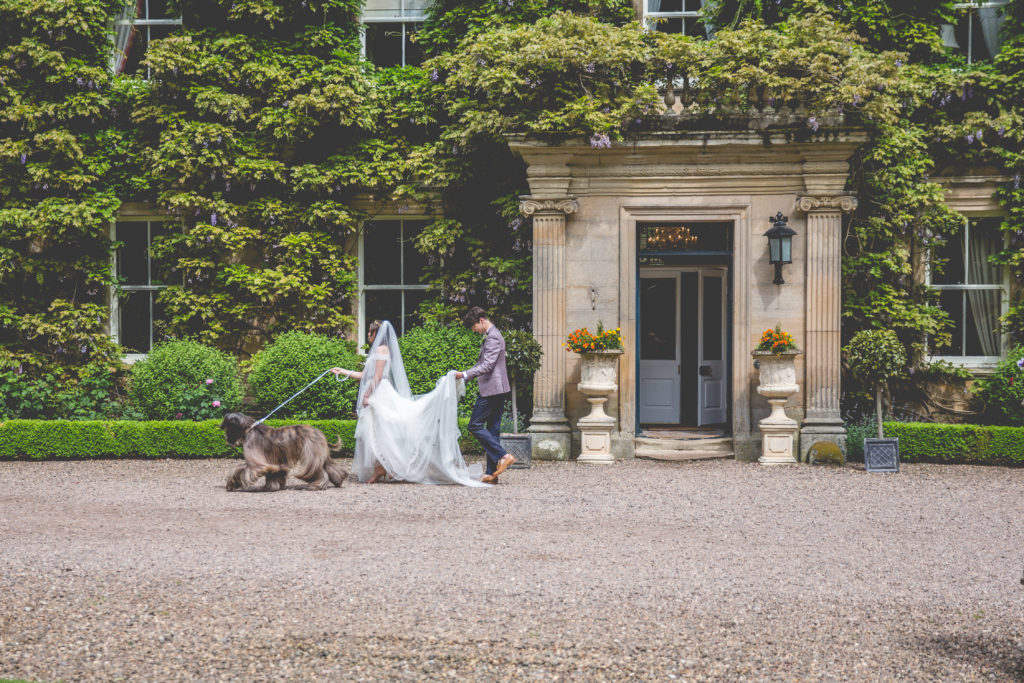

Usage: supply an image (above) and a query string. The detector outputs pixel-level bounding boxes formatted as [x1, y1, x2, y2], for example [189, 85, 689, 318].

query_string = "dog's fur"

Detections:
[221, 412, 348, 491]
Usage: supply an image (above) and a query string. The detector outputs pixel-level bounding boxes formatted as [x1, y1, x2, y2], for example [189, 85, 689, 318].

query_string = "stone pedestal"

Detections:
[797, 195, 857, 462]
[575, 349, 622, 464]
[753, 351, 800, 465]
[521, 197, 578, 461]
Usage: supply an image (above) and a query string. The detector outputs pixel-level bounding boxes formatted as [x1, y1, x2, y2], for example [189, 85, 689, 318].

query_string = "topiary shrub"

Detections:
[399, 324, 483, 418]
[844, 329, 908, 439]
[974, 346, 1024, 425]
[504, 329, 543, 433]
[248, 332, 362, 420]
[127, 339, 244, 420]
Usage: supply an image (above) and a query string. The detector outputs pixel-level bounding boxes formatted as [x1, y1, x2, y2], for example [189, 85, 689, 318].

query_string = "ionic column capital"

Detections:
[796, 195, 858, 214]
[519, 197, 579, 216]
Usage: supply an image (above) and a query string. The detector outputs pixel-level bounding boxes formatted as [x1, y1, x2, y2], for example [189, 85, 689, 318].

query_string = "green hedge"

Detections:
[0, 419, 478, 460]
[881, 422, 1024, 466]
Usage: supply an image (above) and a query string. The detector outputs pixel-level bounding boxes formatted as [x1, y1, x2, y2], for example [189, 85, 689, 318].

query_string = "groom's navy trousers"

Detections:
[468, 392, 509, 475]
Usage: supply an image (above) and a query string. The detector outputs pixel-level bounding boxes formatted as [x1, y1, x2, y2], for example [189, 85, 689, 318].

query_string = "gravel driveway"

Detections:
[1, 458, 1022, 681]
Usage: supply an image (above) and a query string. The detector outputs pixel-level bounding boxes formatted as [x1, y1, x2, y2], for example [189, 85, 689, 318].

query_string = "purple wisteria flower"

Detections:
[430, 68, 439, 82]
[589, 133, 611, 149]
[210, 213, 217, 226]
[19, 153, 26, 165]
[1017, 357, 1024, 370]
[807, 116, 820, 132]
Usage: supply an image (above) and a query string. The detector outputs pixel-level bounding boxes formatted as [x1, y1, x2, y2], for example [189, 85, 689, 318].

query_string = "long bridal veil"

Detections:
[353, 321, 487, 486]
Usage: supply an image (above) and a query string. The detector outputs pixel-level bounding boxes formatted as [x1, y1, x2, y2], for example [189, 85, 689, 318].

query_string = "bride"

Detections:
[331, 320, 488, 486]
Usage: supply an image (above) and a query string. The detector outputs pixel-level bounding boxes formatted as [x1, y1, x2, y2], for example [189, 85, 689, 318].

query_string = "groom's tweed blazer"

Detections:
[463, 325, 510, 397]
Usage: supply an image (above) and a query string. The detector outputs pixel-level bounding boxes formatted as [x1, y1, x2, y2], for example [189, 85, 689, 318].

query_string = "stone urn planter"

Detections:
[752, 350, 801, 465]
[576, 349, 623, 464]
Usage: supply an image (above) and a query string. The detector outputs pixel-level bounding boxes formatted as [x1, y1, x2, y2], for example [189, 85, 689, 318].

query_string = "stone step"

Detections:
[634, 449, 734, 462]
[634, 436, 733, 451]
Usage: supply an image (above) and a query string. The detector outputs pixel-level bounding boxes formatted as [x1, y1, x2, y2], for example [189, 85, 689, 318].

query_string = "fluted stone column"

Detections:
[520, 197, 578, 461]
[797, 195, 857, 463]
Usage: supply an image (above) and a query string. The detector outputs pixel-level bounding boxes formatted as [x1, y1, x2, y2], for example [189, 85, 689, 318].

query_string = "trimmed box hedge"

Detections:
[0, 419, 478, 460]
[882, 422, 1024, 466]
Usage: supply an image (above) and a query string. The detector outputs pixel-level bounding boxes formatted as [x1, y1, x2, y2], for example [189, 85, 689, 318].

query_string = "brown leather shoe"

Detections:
[493, 454, 515, 478]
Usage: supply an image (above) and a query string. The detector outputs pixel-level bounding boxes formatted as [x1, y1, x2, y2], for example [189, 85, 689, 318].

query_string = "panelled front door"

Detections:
[639, 267, 728, 426]
[638, 273, 680, 423]
[697, 269, 727, 425]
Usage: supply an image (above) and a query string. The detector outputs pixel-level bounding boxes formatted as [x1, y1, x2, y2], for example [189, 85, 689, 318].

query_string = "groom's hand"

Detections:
[455, 371, 464, 379]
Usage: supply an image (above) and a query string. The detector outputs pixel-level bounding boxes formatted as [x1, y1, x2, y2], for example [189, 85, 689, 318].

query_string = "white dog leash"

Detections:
[250, 368, 349, 429]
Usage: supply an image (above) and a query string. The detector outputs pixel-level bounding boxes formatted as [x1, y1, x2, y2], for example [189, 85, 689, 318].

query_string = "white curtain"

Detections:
[109, 0, 140, 74]
[978, 7, 1004, 60]
[965, 226, 1001, 356]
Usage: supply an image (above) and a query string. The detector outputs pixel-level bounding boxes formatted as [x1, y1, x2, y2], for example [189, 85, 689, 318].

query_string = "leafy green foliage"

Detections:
[845, 329, 908, 387]
[0, 417, 479, 459]
[247, 331, 361, 419]
[398, 324, 482, 417]
[504, 329, 542, 384]
[127, 339, 243, 419]
[0, 0, 126, 381]
[973, 346, 1024, 425]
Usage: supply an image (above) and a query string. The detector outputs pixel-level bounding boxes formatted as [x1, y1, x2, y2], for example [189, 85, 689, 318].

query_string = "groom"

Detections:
[455, 306, 515, 484]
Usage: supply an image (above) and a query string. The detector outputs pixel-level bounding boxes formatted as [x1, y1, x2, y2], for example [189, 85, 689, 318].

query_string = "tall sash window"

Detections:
[929, 216, 1008, 365]
[359, 219, 429, 340]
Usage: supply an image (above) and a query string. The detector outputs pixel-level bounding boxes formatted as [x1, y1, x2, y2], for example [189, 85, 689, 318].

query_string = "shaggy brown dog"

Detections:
[221, 412, 348, 491]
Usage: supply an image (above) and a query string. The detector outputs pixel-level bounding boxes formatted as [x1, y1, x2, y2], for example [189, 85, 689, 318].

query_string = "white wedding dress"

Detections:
[353, 322, 487, 486]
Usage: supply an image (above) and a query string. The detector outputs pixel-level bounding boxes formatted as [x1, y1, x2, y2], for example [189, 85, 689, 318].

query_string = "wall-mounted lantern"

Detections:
[764, 212, 796, 285]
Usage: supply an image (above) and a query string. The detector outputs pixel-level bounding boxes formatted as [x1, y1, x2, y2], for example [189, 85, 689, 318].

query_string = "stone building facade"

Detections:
[511, 129, 867, 462]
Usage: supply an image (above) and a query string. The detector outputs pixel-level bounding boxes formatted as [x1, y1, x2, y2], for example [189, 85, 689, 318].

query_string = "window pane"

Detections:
[965, 289, 1002, 356]
[702, 277, 722, 362]
[365, 290, 402, 334]
[403, 290, 428, 334]
[639, 222, 730, 253]
[117, 221, 150, 286]
[365, 23, 404, 68]
[967, 217, 1002, 285]
[402, 220, 428, 284]
[149, 222, 170, 286]
[145, 0, 171, 18]
[653, 16, 682, 33]
[119, 290, 152, 353]
[363, 221, 402, 284]
[935, 290, 965, 356]
[684, 17, 707, 38]
[684, 0, 703, 11]
[650, 0, 683, 11]
[931, 225, 965, 285]
[364, 0, 429, 20]
[404, 24, 424, 66]
[121, 25, 145, 76]
[640, 278, 676, 360]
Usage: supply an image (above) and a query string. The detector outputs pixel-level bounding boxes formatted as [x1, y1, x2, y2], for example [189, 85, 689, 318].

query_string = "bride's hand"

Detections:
[330, 367, 345, 376]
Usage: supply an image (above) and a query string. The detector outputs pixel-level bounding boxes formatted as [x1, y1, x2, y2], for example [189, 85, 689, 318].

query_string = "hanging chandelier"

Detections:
[644, 225, 699, 251]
